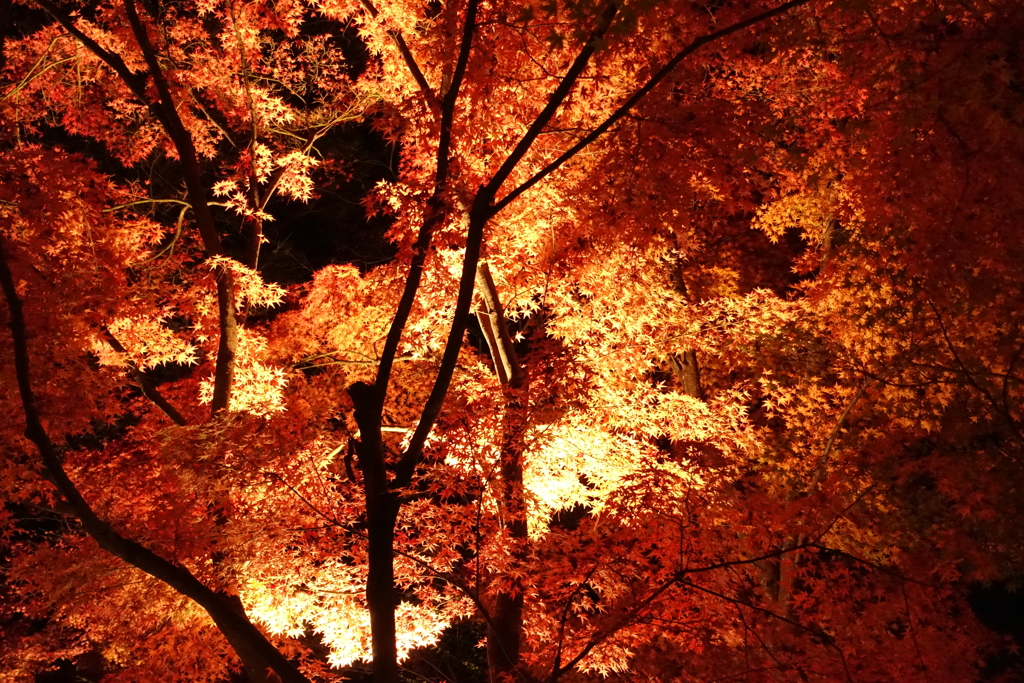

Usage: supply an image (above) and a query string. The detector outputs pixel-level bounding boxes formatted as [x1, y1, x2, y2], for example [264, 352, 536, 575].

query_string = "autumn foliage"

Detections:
[1, 0, 1023, 681]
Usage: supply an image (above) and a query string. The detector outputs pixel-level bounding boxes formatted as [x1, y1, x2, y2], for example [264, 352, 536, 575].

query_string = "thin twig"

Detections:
[808, 380, 869, 493]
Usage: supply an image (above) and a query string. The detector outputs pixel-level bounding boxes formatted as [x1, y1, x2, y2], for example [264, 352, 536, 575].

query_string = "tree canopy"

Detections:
[1, 0, 1023, 682]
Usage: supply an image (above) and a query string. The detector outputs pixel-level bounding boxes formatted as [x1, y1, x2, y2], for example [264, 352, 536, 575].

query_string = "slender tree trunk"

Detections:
[486, 425, 528, 683]
[349, 381, 402, 683]
[476, 263, 529, 683]
[365, 491, 401, 683]
[667, 241, 704, 401]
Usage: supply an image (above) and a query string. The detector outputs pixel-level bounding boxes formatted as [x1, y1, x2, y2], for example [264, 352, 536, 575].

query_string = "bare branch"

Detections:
[1, 37, 75, 102]
[103, 197, 192, 212]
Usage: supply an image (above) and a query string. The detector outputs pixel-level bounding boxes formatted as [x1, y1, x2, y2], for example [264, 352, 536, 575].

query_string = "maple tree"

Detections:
[1, 0, 1023, 682]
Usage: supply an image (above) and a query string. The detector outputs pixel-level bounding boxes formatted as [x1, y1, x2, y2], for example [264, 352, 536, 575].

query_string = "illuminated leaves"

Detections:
[1, 0, 1022, 681]
[206, 256, 285, 310]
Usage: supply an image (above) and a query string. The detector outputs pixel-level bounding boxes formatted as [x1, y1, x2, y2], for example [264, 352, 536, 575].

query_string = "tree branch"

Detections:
[807, 380, 868, 493]
[395, 1, 618, 486]
[549, 569, 681, 681]
[359, 0, 440, 113]
[483, 1, 618, 198]
[666, 238, 704, 399]
[0, 237, 307, 683]
[472, 261, 529, 682]
[395, 193, 489, 486]
[1001, 339, 1024, 426]
[120, 0, 239, 415]
[550, 561, 605, 676]
[544, 544, 819, 681]
[368, 0, 483, 429]
[492, 0, 817, 215]
[36, 0, 240, 415]
[33, 0, 151, 102]
[680, 580, 854, 683]
[102, 327, 187, 426]
[927, 297, 1022, 440]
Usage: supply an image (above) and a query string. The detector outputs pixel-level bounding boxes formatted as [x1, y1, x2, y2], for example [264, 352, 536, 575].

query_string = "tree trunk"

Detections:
[485, 434, 527, 683]
[669, 349, 704, 400]
[668, 237, 704, 401]
[476, 263, 529, 683]
[349, 381, 402, 683]
[365, 491, 401, 683]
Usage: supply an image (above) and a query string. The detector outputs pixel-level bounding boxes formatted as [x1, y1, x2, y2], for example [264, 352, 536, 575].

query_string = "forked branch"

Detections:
[398, 1, 618, 481]
[369, 0, 484, 422]
[492, 0, 817, 214]
[399, 0, 818, 475]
